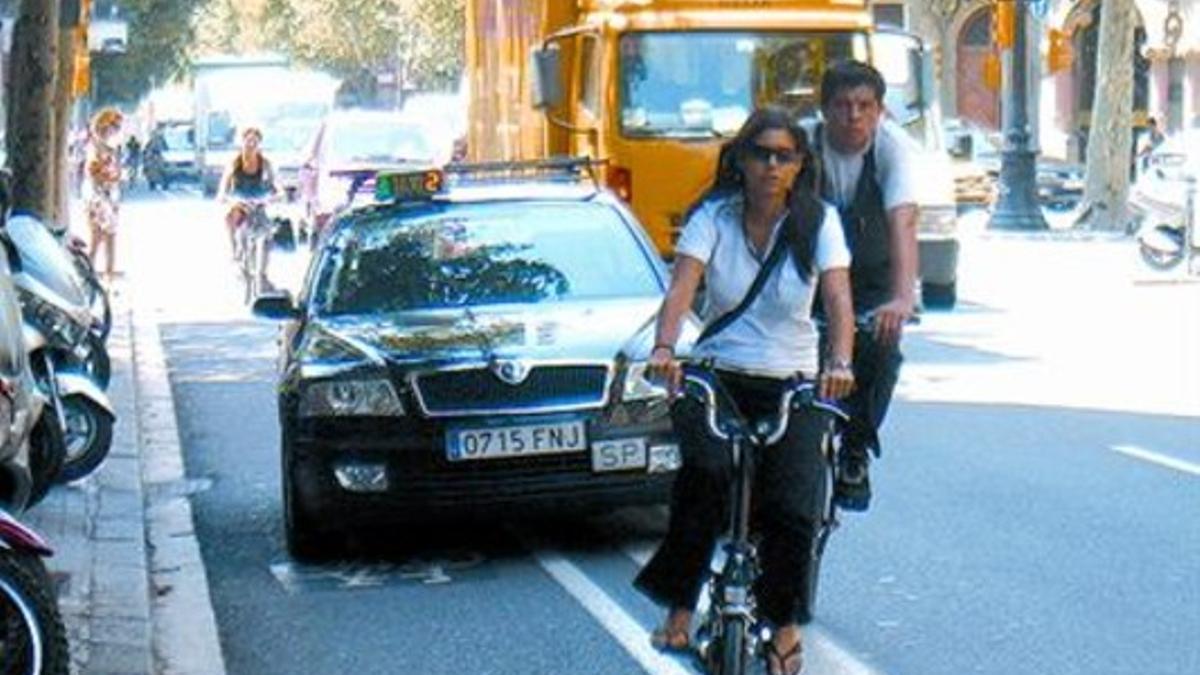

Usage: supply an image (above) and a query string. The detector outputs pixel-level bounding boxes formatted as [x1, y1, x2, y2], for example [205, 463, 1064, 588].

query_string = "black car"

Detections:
[255, 162, 686, 559]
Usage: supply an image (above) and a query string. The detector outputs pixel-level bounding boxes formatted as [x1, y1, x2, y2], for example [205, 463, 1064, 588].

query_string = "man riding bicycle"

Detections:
[806, 61, 919, 512]
[218, 126, 279, 292]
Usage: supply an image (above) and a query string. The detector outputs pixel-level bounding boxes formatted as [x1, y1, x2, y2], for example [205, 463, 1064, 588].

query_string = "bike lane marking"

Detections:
[1111, 444, 1200, 477]
[531, 549, 697, 675]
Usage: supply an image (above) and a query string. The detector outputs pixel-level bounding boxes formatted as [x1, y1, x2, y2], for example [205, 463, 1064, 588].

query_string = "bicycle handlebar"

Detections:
[679, 362, 848, 447]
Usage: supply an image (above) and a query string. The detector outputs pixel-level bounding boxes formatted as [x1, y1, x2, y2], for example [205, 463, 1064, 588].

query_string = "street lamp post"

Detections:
[989, 0, 1048, 230]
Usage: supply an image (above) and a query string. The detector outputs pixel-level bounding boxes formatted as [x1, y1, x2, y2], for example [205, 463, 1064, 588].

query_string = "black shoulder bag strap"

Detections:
[696, 225, 790, 345]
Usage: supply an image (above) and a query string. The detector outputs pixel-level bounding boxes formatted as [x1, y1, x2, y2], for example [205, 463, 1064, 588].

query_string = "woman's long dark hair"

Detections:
[683, 105, 825, 282]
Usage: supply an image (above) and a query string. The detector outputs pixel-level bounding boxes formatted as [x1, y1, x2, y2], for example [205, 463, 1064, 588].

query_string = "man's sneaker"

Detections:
[833, 450, 871, 512]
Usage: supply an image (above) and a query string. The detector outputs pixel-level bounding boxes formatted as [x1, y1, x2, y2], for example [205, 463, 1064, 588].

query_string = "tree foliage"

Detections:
[91, 0, 207, 105]
[196, 0, 465, 92]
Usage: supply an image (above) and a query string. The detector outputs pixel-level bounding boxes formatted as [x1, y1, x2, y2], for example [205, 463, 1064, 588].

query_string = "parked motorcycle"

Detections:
[0, 507, 70, 675]
[4, 214, 110, 388]
[1135, 173, 1198, 273]
[0, 217, 115, 484]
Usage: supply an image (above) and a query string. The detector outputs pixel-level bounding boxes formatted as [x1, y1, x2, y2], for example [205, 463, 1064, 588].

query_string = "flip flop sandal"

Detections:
[766, 638, 804, 675]
[649, 626, 691, 654]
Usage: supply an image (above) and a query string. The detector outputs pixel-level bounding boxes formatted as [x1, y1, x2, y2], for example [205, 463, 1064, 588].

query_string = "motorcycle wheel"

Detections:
[79, 333, 111, 390]
[27, 411, 66, 507]
[718, 616, 747, 675]
[55, 396, 114, 484]
[1139, 241, 1184, 271]
[0, 551, 70, 675]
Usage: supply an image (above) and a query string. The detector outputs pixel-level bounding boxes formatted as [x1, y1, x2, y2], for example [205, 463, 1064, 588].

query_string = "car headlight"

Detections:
[299, 376, 404, 418]
[17, 287, 87, 348]
[622, 361, 668, 402]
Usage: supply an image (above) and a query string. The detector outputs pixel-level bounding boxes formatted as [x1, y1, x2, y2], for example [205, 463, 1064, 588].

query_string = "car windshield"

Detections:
[314, 201, 661, 315]
[328, 120, 434, 164]
[162, 126, 194, 151]
[619, 31, 862, 137]
[262, 121, 318, 153]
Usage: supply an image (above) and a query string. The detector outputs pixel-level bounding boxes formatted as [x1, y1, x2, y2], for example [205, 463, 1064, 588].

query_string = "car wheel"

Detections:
[282, 439, 337, 562]
[922, 281, 957, 309]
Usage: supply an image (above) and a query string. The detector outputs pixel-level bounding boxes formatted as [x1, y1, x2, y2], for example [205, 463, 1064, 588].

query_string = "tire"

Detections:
[27, 410, 66, 507]
[921, 280, 957, 309]
[1139, 241, 1184, 271]
[78, 333, 111, 390]
[0, 551, 70, 675]
[55, 396, 114, 483]
[718, 616, 747, 675]
[282, 439, 336, 562]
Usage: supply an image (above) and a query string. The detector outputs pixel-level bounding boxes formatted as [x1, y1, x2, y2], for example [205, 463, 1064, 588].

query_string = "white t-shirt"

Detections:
[676, 195, 850, 378]
[803, 118, 919, 211]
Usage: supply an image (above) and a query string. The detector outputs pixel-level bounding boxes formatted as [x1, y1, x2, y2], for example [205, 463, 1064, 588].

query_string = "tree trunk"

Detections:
[52, 24, 76, 227]
[1081, 0, 1136, 231]
[6, 0, 59, 219]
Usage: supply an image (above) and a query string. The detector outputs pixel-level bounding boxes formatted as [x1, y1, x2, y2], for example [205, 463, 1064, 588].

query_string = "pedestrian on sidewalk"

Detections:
[85, 107, 124, 285]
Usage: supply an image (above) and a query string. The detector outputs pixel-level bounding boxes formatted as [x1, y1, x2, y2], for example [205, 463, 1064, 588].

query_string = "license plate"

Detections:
[447, 420, 587, 461]
[591, 438, 647, 473]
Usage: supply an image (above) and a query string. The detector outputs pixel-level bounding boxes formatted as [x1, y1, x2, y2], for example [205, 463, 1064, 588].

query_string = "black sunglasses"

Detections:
[746, 143, 801, 166]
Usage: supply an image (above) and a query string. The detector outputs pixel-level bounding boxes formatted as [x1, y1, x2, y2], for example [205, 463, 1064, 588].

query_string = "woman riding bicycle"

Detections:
[218, 126, 278, 290]
[634, 106, 856, 675]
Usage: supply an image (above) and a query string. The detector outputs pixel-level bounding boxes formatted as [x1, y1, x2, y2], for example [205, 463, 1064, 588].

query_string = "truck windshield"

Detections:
[619, 31, 863, 138]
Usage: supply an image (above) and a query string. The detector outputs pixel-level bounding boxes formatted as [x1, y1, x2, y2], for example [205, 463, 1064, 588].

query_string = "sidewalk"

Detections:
[23, 287, 226, 674]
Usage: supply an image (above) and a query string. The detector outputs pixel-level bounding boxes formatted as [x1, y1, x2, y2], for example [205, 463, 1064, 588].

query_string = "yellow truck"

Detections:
[466, 0, 959, 307]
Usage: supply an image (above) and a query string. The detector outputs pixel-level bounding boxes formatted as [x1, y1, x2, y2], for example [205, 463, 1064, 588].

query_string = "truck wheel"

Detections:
[922, 281, 957, 309]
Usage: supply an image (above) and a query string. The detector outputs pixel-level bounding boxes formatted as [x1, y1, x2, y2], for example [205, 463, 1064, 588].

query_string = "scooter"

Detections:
[0, 218, 115, 484]
[1136, 173, 1199, 274]
[0, 507, 70, 675]
[5, 213, 110, 388]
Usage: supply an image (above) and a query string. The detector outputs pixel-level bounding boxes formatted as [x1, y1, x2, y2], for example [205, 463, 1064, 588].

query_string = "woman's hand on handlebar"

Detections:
[648, 345, 682, 398]
[819, 360, 855, 400]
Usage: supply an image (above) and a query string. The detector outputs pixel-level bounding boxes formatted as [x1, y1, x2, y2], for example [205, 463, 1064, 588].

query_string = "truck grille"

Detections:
[412, 364, 610, 416]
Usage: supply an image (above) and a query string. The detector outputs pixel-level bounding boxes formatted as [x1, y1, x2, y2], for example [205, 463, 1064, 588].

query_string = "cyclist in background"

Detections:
[218, 126, 278, 290]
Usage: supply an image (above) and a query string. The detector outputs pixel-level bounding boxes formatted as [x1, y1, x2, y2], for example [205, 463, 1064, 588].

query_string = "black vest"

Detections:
[815, 124, 892, 313]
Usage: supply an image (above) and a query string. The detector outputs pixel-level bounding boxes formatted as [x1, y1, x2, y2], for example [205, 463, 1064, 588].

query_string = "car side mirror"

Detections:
[252, 291, 301, 321]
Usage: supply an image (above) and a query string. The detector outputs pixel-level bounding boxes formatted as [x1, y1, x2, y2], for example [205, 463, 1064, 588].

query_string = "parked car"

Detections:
[145, 121, 200, 189]
[255, 161, 686, 559]
[299, 110, 451, 240]
[943, 118, 1084, 213]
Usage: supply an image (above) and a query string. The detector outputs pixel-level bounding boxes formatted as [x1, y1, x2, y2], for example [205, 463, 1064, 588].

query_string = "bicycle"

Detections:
[231, 197, 275, 304]
[677, 361, 848, 675]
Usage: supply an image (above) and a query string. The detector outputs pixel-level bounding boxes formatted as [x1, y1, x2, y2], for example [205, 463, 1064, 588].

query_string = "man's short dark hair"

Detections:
[820, 61, 887, 108]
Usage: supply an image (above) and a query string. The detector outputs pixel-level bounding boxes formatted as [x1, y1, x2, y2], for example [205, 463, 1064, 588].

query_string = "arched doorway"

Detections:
[956, 7, 1000, 129]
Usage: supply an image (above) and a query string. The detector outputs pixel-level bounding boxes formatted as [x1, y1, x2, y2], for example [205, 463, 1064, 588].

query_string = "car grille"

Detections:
[411, 364, 610, 416]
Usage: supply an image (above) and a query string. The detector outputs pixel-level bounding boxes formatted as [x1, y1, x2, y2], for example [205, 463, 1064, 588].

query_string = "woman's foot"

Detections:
[766, 625, 803, 675]
[649, 608, 692, 653]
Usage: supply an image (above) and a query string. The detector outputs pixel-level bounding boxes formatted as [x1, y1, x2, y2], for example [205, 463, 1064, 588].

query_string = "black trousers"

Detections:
[841, 329, 904, 457]
[634, 370, 831, 626]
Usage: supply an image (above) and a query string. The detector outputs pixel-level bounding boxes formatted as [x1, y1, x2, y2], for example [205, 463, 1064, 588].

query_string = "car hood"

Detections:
[312, 298, 665, 365]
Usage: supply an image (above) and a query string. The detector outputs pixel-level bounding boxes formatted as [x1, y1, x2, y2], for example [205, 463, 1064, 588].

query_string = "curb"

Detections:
[132, 307, 227, 675]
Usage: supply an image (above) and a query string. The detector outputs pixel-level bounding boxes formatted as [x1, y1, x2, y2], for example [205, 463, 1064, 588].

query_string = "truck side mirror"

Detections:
[531, 45, 563, 109]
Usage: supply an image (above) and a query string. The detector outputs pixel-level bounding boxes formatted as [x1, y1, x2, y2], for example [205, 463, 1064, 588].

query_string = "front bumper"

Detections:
[286, 407, 678, 521]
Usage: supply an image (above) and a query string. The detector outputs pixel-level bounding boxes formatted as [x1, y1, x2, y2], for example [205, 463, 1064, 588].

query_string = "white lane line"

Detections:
[1112, 444, 1200, 476]
[621, 542, 881, 675]
[532, 550, 696, 675]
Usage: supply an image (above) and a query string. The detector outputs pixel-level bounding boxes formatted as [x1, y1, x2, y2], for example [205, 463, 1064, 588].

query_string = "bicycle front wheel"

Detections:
[718, 616, 747, 675]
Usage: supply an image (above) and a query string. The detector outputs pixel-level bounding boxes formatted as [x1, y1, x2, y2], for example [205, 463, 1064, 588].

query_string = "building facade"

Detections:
[892, 0, 1198, 160]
